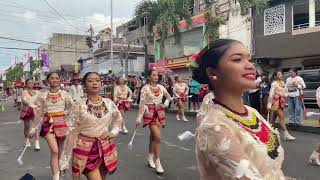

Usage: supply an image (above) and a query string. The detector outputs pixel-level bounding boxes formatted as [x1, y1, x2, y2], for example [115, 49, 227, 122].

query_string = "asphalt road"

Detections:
[0, 99, 319, 180]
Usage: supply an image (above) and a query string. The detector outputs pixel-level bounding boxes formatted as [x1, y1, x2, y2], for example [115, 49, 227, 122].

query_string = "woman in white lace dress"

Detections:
[113, 77, 133, 134]
[60, 72, 123, 180]
[173, 76, 189, 121]
[136, 69, 172, 175]
[308, 87, 320, 166]
[192, 39, 285, 180]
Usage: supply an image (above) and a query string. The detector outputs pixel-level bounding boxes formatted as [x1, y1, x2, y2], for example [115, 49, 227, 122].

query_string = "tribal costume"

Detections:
[20, 89, 40, 121]
[31, 90, 73, 139]
[196, 100, 285, 180]
[60, 98, 122, 176]
[268, 80, 287, 112]
[113, 85, 132, 111]
[138, 84, 171, 127]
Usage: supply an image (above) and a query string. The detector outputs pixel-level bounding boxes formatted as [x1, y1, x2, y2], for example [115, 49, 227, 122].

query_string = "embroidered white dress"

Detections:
[196, 104, 285, 180]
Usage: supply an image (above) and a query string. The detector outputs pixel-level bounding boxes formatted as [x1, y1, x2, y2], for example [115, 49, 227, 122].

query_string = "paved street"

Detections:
[0, 99, 319, 180]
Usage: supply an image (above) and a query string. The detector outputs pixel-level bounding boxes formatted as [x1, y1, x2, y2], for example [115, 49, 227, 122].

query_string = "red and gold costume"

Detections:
[113, 85, 132, 111]
[137, 84, 171, 127]
[60, 98, 122, 176]
[173, 82, 189, 103]
[30, 90, 73, 139]
[268, 80, 288, 111]
[20, 89, 40, 121]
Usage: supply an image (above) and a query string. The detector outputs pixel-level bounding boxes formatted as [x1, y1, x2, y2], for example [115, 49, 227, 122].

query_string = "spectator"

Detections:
[189, 77, 201, 112]
[260, 74, 271, 118]
[286, 68, 306, 127]
[249, 72, 262, 112]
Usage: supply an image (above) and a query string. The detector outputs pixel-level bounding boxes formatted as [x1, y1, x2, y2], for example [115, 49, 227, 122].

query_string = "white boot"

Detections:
[122, 126, 129, 134]
[176, 114, 181, 121]
[283, 131, 296, 141]
[53, 172, 60, 180]
[34, 140, 40, 151]
[309, 151, 320, 166]
[155, 158, 164, 174]
[25, 138, 31, 148]
[182, 115, 189, 122]
[148, 154, 155, 169]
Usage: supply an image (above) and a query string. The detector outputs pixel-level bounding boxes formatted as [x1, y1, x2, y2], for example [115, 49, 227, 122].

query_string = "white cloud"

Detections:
[11, 11, 37, 21]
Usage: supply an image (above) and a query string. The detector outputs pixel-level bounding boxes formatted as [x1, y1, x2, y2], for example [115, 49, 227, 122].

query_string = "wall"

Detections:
[253, 1, 320, 59]
[219, 2, 252, 51]
[49, 33, 89, 71]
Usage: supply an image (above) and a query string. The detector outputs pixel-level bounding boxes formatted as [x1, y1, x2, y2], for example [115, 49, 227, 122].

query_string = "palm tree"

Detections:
[135, 0, 193, 60]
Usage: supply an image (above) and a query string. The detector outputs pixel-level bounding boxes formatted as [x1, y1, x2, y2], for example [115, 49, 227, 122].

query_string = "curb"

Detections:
[132, 105, 320, 134]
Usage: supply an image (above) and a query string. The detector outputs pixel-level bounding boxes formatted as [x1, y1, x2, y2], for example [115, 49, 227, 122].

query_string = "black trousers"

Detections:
[249, 91, 261, 113]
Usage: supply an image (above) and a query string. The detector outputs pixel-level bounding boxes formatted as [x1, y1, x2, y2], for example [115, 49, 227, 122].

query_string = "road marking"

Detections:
[186, 166, 197, 171]
[161, 140, 191, 152]
[0, 143, 9, 154]
[285, 177, 296, 180]
[1, 121, 21, 125]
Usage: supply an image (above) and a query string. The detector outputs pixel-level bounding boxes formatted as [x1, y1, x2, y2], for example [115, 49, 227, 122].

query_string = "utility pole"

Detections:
[143, 13, 149, 73]
[125, 42, 130, 77]
[88, 24, 94, 71]
[110, 0, 114, 71]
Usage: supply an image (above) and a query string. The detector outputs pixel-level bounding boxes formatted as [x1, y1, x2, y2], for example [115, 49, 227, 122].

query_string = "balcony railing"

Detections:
[293, 22, 310, 30]
[293, 21, 320, 30]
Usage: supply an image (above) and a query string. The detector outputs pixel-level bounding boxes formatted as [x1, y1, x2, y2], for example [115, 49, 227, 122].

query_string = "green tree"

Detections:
[135, 0, 193, 59]
[6, 63, 24, 83]
[204, 0, 269, 42]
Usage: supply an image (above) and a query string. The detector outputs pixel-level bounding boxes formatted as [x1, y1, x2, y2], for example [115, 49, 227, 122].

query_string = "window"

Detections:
[316, 0, 320, 26]
[264, 4, 286, 35]
[293, 0, 309, 30]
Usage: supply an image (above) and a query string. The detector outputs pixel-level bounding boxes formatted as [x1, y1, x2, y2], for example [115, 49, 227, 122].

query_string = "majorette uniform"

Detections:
[113, 85, 133, 111]
[20, 89, 40, 121]
[173, 82, 189, 103]
[60, 98, 122, 176]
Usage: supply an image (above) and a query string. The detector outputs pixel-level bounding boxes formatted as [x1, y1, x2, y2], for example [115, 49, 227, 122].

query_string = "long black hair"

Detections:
[192, 39, 241, 86]
[46, 71, 60, 80]
[82, 72, 100, 87]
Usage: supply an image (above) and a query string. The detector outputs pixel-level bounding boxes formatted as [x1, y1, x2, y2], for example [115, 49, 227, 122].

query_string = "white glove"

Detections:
[164, 99, 170, 107]
[59, 154, 69, 172]
[29, 128, 36, 138]
[136, 115, 142, 125]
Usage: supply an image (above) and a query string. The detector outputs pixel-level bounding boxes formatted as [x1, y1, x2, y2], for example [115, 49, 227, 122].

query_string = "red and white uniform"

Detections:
[20, 89, 40, 121]
[137, 84, 171, 127]
[173, 82, 189, 102]
[113, 85, 132, 111]
[30, 90, 73, 139]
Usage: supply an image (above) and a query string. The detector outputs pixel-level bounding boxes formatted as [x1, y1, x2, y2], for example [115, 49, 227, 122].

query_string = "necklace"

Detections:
[86, 99, 107, 118]
[88, 96, 102, 104]
[214, 100, 280, 159]
[27, 89, 36, 96]
[47, 91, 62, 104]
[150, 85, 161, 97]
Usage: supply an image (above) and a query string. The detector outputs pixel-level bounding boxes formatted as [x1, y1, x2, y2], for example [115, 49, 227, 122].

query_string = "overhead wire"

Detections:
[39, 0, 84, 32]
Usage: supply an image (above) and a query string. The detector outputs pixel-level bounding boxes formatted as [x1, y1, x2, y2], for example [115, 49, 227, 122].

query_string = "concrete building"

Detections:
[78, 27, 146, 76]
[153, 0, 253, 79]
[253, 0, 320, 72]
[48, 33, 90, 79]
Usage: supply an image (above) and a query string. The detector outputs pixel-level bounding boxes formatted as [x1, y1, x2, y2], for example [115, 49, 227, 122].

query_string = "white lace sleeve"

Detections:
[196, 119, 264, 180]
[109, 100, 123, 136]
[60, 102, 81, 171]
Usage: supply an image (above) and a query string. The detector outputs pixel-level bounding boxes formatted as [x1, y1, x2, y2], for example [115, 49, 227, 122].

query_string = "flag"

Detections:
[41, 52, 49, 72]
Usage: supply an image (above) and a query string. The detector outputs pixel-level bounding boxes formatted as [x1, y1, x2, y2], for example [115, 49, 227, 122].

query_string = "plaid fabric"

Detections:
[72, 135, 118, 176]
[117, 101, 131, 111]
[143, 104, 166, 127]
[20, 106, 34, 121]
[176, 93, 186, 103]
[271, 94, 286, 111]
[40, 112, 67, 139]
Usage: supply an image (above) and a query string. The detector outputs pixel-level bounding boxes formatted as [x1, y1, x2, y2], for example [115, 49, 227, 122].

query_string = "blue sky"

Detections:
[0, 0, 142, 72]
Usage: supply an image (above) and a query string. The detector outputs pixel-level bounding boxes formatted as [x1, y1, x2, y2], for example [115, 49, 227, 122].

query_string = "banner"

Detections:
[23, 53, 30, 72]
[41, 52, 49, 72]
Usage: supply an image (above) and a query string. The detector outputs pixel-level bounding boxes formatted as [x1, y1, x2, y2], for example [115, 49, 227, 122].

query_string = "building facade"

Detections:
[48, 33, 90, 75]
[153, 0, 253, 79]
[253, 0, 320, 72]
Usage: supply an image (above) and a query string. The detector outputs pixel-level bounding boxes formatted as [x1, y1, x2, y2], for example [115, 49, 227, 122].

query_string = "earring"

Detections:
[213, 76, 218, 80]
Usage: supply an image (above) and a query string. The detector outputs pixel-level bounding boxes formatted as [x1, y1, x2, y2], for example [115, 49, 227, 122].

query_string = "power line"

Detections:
[39, 0, 84, 32]
[0, 46, 89, 53]
[0, 36, 88, 50]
